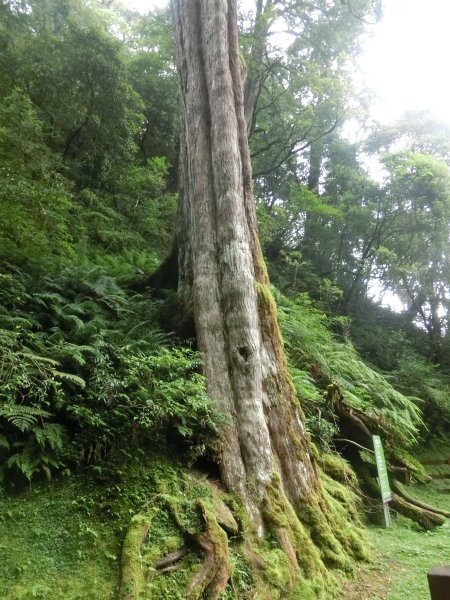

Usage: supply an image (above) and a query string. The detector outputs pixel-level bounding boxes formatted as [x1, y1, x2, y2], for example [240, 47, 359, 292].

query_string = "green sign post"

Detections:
[373, 435, 392, 527]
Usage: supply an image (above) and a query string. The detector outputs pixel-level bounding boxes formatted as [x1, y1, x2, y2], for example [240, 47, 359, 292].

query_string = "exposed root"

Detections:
[154, 547, 189, 570]
[186, 500, 232, 599]
[390, 479, 450, 518]
[390, 493, 446, 529]
[358, 464, 446, 529]
[119, 511, 154, 600]
[166, 495, 233, 599]
[120, 465, 371, 600]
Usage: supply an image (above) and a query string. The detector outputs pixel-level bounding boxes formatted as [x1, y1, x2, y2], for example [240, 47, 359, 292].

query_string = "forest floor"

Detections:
[0, 447, 448, 600]
[342, 443, 450, 600]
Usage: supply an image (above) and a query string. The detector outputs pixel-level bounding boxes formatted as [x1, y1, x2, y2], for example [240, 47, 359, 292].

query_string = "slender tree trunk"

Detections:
[171, 0, 318, 528]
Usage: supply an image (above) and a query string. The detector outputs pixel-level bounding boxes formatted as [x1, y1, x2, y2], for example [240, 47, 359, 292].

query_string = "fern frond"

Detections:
[6, 451, 35, 480]
[63, 314, 85, 331]
[33, 292, 65, 307]
[0, 404, 51, 432]
[16, 352, 60, 367]
[33, 423, 64, 450]
[51, 370, 86, 388]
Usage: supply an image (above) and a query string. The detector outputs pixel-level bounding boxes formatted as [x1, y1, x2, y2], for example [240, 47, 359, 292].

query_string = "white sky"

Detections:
[360, 0, 450, 125]
[126, 0, 450, 127]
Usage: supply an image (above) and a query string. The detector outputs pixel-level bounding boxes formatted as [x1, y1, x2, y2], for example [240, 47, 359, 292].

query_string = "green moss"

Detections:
[260, 548, 291, 588]
[262, 478, 333, 590]
[0, 478, 119, 600]
[119, 511, 154, 599]
[0, 444, 370, 600]
[318, 453, 358, 487]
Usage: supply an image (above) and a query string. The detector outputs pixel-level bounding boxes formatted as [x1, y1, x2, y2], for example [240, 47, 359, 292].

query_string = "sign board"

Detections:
[373, 435, 392, 503]
[373, 435, 392, 527]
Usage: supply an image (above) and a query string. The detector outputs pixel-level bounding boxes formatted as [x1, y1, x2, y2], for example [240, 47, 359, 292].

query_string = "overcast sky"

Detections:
[360, 0, 450, 125]
[124, 0, 450, 127]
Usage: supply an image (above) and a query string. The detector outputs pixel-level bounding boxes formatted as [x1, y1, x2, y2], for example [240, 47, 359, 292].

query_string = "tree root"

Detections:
[119, 511, 154, 600]
[166, 495, 233, 599]
[154, 547, 189, 570]
[358, 463, 446, 529]
[390, 493, 445, 529]
[391, 479, 450, 518]
[186, 500, 233, 599]
[120, 469, 370, 600]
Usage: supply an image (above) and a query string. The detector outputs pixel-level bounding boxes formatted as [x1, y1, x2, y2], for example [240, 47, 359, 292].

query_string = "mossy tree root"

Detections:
[358, 463, 445, 529]
[168, 497, 233, 600]
[119, 512, 154, 600]
[186, 500, 233, 599]
[390, 494, 446, 529]
[390, 479, 450, 519]
[120, 464, 371, 600]
[262, 477, 365, 598]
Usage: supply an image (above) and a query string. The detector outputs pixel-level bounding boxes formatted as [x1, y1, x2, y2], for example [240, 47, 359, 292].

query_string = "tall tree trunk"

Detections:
[169, 3, 368, 597]
[171, 0, 319, 529]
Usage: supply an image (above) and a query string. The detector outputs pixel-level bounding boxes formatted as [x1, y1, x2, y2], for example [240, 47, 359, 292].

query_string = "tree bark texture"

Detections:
[171, 0, 319, 529]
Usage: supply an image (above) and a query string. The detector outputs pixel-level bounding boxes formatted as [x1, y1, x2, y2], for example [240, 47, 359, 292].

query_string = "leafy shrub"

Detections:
[0, 264, 222, 484]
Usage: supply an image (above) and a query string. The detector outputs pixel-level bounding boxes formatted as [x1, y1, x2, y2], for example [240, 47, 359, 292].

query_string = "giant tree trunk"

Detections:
[167, 2, 368, 597]
[171, 0, 318, 527]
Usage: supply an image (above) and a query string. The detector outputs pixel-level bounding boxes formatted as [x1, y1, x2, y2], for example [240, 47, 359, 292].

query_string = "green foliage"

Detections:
[0, 89, 74, 264]
[0, 263, 223, 484]
[0, 0, 184, 486]
[277, 292, 423, 447]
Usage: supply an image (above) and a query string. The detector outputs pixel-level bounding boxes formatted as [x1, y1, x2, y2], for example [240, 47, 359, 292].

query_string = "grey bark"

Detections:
[171, 0, 317, 528]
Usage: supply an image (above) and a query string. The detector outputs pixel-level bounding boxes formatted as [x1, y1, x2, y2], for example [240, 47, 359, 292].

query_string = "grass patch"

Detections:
[366, 517, 450, 600]
[343, 445, 450, 599]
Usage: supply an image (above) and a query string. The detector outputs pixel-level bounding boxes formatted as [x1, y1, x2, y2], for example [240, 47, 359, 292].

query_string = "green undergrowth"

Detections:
[0, 444, 369, 600]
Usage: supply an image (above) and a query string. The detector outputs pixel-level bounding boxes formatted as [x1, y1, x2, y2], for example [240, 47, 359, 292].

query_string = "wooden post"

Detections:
[427, 566, 450, 599]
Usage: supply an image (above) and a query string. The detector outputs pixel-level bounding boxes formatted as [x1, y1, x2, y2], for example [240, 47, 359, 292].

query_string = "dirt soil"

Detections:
[339, 560, 397, 600]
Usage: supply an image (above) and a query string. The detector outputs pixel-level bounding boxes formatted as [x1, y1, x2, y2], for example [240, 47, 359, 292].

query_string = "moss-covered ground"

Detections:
[0, 448, 186, 600]
[0, 445, 448, 600]
[0, 476, 120, 599]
